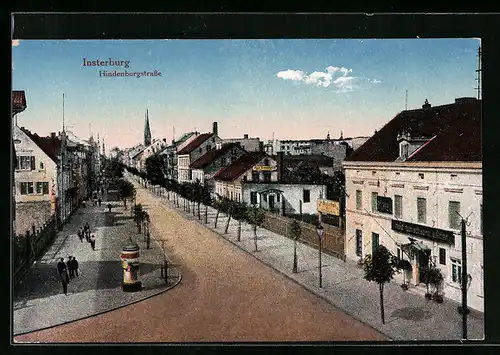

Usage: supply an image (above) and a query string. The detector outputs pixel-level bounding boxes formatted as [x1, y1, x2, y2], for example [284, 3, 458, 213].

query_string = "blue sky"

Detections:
[12, 39, 480, 150]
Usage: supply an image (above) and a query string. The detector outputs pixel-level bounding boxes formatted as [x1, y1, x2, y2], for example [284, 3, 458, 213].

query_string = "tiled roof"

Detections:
[20, 127, 60, 163]
[214, 151, 268, 182]
[177, 133, 213, 155]
[346, 98, 482, 162]
[190, 143, 245, 169]
[12, 91, 27, 114]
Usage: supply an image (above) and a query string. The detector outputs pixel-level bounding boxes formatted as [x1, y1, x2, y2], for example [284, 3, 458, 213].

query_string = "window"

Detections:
[403, 144, 409, 159]
[356, 229, 363, 257]
[250, 192, 258, 204]
[449, 201, 461, 229]
[394, 195, 403, 219]
[451, 259, 462, 284]
[371, 192, 378, 212]
[371, 233, 379, 255]
[417, 197, 427, 223]
[263, 171, 271, 182]
[39, 161, 44, 170]
[396, 247, 401, 260]
[36, 182, 43, 194]
[19, 156, 31, 170]
[418, 173, 424, 179]
[199, 147, 202, 153]
[20, 182, 27, 195]
[263, 194, 267, 202]
[356, 190, 362, 210]
[276, 194, 280, 202]
[372, 171, 376, 176]
[480, 204, 483, 235]
[252, 172, 260, 182]
[439, 248, 446, 265]
[230, 191, 233, 200]
[303, 189, 310, 203]
[264, 159, 269, 166]
[27, 182, 34, 194]
[30, 156, 35, 170]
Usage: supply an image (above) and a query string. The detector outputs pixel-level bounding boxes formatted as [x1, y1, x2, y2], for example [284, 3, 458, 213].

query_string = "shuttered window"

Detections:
[372, 232, 379, 255]
[449, 201, 461, 230]
[356, 190, 362, 210]
[394, 195, 403, 219]
[417, 197, 426, 223]
[439, 248, 446, 265]
[371, 192, 378, 212]
[30, 156, 36, 170]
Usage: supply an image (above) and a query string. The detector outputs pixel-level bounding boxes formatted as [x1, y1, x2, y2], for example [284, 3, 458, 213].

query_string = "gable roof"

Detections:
[214, 151, 269, 182]
[177, 133, 213, 155]
[20, 127, 61, 163]
[130, 145, 148, 159]
[190, 143, 245, 169]
[346, 98, 481, 162]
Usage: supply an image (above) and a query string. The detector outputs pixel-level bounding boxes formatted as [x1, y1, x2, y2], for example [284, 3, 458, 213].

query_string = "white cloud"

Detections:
[12, 39, 20, 47]
[276, 65, 378, 93]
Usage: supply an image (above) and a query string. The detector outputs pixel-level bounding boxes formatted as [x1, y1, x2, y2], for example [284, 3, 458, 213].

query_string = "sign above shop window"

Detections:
[253, 165, 277, 172]
[392, 219, 455, 244]
[377, 196, 393, 214]
[317, 199, 340, 216]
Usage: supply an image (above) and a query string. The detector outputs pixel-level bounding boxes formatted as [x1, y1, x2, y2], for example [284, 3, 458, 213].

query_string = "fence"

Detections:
[262, 212, 345, 261]
[13, 215, 57, 288]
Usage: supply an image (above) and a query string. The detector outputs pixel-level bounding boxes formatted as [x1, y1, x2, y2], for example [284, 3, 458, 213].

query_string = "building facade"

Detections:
[222, 134, 261, 152]
[343, 97, 483, 311]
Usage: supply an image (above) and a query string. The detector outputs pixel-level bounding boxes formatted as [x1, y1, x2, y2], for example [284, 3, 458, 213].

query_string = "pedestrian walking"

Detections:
[71, 257, 79, 277]
[108, 203, 112, 213]
[98, 198, 102, 207]
[78, 229, 84, 242]
[57, 258, 70, 295]
[90, 236, 96, 251]
[67, 256, 75, 279]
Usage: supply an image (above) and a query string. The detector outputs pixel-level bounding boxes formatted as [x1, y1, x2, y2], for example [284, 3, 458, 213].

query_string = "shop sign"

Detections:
[392, 219, 455, 244]
[317, 199, 340, 216]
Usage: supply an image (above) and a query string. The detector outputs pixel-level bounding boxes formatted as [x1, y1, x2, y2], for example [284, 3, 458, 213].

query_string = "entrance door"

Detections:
[268, 195, 275, 211]
[371, 232, 379, 256]
[417, 250, 430, 284]
[355, 229, 363, 257]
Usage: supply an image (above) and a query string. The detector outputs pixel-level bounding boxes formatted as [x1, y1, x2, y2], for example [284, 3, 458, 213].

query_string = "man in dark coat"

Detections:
[57, 258, 69, 295]
[67, 256, 75, 279]
[90, 236, 96, 251]
[71, 257, 79, 277]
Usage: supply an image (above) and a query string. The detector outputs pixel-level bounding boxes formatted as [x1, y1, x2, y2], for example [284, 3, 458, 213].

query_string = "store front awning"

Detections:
[400, 240, 431, 256]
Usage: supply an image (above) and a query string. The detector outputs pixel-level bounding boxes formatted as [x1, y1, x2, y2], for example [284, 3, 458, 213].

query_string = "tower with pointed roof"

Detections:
[144, 109, 152, 146]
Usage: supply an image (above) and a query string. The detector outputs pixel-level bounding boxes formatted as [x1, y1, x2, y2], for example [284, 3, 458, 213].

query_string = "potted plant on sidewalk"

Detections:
[397, 258, 412, 291]
[428, 266, 444, 303]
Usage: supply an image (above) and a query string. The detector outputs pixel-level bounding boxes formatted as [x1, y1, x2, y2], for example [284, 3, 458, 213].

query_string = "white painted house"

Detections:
[343, 98, 483, 312]
[13, 126, 59, 235]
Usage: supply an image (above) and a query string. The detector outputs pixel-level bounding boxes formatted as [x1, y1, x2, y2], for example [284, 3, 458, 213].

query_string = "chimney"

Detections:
[278, 151, 284, 182]
[422, 99, 431, 109]
[212, 122, 218, 136]
[243, 134, 249, 139]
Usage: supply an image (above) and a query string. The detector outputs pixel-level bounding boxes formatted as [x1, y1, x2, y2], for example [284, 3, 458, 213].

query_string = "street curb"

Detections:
[13, 267, 182, 338]
[146, 188, 392, 341]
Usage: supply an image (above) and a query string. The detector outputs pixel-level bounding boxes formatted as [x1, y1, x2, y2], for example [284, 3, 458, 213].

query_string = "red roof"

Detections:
[190, 143, 245, 169]
[20, 127, 61, 163]
[12, 91, 27, 114]
[214, 151, 269, 182]
[177, 133, 213, 155]
[346, 98, 481, 162]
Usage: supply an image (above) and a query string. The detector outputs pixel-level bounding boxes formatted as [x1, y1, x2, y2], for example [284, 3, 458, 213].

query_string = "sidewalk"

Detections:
[13, 190, 181, 336]
[136, 177, 484, 341]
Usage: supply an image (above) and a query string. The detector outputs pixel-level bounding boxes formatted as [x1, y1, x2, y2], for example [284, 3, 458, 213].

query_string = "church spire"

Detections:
[144, 109, 152, 146]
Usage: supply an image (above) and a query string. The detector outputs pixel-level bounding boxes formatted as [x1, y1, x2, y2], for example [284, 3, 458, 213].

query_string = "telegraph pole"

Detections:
[460, 218, 468, 340]
[475, 46, 482, 100]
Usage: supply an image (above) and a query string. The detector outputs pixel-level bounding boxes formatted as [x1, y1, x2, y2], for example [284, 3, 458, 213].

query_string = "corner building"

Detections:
[343, 98, 483, 312]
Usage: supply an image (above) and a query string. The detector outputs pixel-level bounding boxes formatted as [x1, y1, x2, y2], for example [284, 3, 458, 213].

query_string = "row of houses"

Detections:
[123, 120, 347, 216]
[12, 91, 103, 236]
[121, 96, 483, 313]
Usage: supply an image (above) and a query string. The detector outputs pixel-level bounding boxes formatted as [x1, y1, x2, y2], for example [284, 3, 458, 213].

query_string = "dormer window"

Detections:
[403, 144, 409, 159]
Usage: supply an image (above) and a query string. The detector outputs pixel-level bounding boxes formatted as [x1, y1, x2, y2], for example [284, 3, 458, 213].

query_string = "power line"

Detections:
[475, 46, 482, 100]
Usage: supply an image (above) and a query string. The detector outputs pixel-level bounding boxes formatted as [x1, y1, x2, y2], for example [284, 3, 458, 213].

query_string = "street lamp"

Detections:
[316, 222, 324, 288]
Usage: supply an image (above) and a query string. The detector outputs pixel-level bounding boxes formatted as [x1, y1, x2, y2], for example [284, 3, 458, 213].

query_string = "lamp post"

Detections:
[316, 223, 324, 288]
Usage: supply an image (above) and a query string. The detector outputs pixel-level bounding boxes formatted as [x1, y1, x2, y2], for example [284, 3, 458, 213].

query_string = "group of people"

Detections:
[57, 256, 79, 296]
[78, 222, 96, 250]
